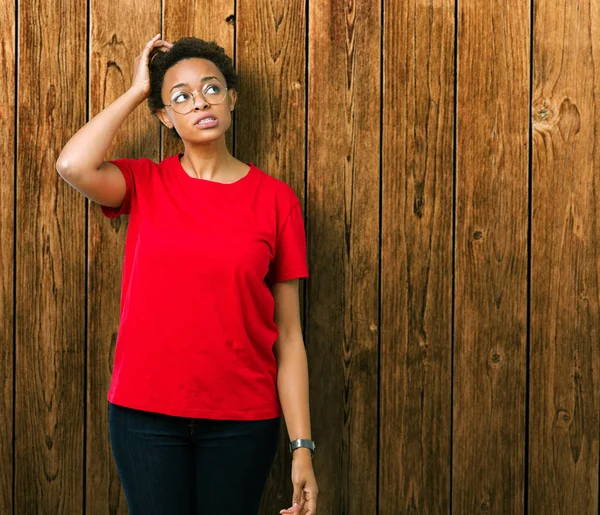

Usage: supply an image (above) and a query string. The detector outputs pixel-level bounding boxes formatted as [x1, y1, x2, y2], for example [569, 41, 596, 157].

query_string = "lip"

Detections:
[193, 114, 218, 124]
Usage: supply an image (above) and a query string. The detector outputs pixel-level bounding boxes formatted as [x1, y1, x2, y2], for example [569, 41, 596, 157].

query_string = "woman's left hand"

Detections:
[279, 450, 318, 514]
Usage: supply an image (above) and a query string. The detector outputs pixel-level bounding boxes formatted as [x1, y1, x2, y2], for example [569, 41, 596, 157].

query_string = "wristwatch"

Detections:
[289, 438, 316, 456]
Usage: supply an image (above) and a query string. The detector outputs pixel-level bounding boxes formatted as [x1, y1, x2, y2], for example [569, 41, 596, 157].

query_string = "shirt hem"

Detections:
[107, 392, 282, 420]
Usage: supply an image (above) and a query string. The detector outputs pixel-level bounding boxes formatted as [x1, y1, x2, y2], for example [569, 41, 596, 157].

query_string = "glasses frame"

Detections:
[163, 81, 229, 114]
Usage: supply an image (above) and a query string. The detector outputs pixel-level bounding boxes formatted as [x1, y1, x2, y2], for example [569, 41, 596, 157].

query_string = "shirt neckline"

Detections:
[173, 153, 257, 186]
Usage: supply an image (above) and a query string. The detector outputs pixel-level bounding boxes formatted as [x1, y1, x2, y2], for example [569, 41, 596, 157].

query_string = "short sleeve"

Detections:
[266, 201, 309, 285]
[100, 158, 138, 218]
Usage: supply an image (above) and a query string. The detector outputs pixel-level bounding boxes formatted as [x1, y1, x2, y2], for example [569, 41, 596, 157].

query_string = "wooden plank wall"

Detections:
[453, 0, 530, 512]
[0, 0, 15, 513]
[15, 0, 87, 514]
[2, 0, 599, 513]
[529, 0, 600, 513]
[307, 0, 380, 513]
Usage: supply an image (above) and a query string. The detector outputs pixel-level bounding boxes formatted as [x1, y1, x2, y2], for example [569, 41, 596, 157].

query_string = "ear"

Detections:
[156, 108, 173, 129]
[228, 88, 237, 112]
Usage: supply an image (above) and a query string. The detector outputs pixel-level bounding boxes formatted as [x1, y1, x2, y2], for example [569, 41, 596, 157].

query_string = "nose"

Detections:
[193, 92, 209, 110]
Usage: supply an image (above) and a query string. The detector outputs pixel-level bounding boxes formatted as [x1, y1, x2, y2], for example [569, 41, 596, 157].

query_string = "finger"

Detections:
[146, 33, 161, 46]
[147, 40, 173, 64]
[153, 40, 173, 48]
[292, 484, 303, 511]
[141, 34, 162, 56]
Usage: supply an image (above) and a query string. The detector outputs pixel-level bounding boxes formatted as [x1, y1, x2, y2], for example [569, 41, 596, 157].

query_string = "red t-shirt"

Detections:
[100, 154, 309, 420]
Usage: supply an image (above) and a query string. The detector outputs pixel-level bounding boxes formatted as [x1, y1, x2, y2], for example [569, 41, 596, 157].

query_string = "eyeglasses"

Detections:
[163, 79, 228, 114]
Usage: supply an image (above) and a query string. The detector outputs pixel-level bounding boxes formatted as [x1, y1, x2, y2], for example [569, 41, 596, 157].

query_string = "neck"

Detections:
[180, 137, 235, 181]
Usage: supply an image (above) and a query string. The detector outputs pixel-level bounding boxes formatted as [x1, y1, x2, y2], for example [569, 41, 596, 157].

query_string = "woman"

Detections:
[56, 34, 318, 515]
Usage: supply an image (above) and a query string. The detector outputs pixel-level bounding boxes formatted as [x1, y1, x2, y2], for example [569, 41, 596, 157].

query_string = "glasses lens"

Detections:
[202, 80, 226, 104]
[168, 80, 227, 113]
[170, 90, 194, 114]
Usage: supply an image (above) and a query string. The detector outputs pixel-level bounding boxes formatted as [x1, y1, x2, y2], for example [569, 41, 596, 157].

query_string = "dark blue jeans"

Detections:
[108, 402, 280, 515]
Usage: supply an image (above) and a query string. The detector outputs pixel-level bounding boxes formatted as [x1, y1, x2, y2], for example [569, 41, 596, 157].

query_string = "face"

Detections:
[156, 58, 237, 142]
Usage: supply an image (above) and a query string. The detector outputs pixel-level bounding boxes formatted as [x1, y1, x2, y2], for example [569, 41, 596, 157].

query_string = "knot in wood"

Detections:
[555, 409, 571, 428]
[532, 98, 555, 125]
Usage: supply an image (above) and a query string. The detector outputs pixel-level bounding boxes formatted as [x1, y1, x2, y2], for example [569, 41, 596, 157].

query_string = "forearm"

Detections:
[56, 87, 146, 173]
[276, 337, 312, 443]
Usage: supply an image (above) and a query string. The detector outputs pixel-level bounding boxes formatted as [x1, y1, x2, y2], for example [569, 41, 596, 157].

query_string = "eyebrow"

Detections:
[169, 76, 219, 93]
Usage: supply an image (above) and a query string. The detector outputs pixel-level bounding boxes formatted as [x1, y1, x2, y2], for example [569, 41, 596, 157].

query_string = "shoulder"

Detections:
[251, 164, 302, 212]
[109, 156, 162, 176]
[109, 156, 174, 186]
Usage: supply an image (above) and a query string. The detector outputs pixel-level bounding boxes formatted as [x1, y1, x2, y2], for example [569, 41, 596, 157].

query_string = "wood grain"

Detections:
[15, 0, 86, 512]
[0, 0, 15, 512]
[529, 0, 600, 512]
[380, 0, 455, 512]
[9, 0, 600, 512]
[162, 0, 235, 160]
[234, 0, 307, 510]
[306, 0, 380, 513]
[452, 1, 530, 513]
[86, 3, 160, 513]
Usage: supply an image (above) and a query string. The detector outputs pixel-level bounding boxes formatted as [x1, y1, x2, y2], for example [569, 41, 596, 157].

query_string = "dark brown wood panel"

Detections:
[234, 0, 307, 510]
[162, 0, 234, 161]
[452, 1, 530, 513]
[379, 0, 455, 512]
[0, 0, 15, 512]
[15, 0, 87, 512]
[86, 5, 161, 513]
[9, 1, 600, 512]
[306, 0, 380, 513]
[529, 0, 600, 512]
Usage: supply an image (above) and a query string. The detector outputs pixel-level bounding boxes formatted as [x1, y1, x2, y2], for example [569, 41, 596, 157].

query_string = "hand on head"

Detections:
[131, 34, 174, 98]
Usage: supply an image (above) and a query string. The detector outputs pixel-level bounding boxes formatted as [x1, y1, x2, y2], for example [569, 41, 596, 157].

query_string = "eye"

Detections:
[172, 91, 192, 103]
[204, 84, 222, 94]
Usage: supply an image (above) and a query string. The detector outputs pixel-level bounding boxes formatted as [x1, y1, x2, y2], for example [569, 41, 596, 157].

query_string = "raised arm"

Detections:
[55, 33, 172, 208]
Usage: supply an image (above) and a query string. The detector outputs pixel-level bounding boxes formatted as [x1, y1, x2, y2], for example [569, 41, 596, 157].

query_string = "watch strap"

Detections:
[289, 438, 316, 456]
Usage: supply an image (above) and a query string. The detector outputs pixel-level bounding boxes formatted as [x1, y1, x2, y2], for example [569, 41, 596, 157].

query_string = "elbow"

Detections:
[55, 156, 69, 177]
[55, 156, 78, 180]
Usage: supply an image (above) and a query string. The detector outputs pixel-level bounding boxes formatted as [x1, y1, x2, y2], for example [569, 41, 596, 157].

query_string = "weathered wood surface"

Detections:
[87, 3, 161, 513]
[380, 0, 455, 513]
[453, 0, 530, 513]
[529, 0, 600, 512]
[306, 0, 381, 513]
[0, 0, 15, 512]
[15, 0, 87, 512]
[7, 0, 600, 513]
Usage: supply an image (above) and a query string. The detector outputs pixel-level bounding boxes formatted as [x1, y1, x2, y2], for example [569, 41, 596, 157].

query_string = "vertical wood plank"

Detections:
[16, 0, 86, 512]
[306, 0, 380, 513]
[380, 0, 455, 512]
[529, 0, 600, 512]
[234, 0, 306, 510]
[161, 0, 235, 161]
[452, 0, 530, 513]
[0, 0, 15, 512]
[87, 4, 161, 513]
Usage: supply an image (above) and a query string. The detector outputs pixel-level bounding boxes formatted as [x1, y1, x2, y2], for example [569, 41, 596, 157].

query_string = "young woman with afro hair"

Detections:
[56, 34, 318, 515]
